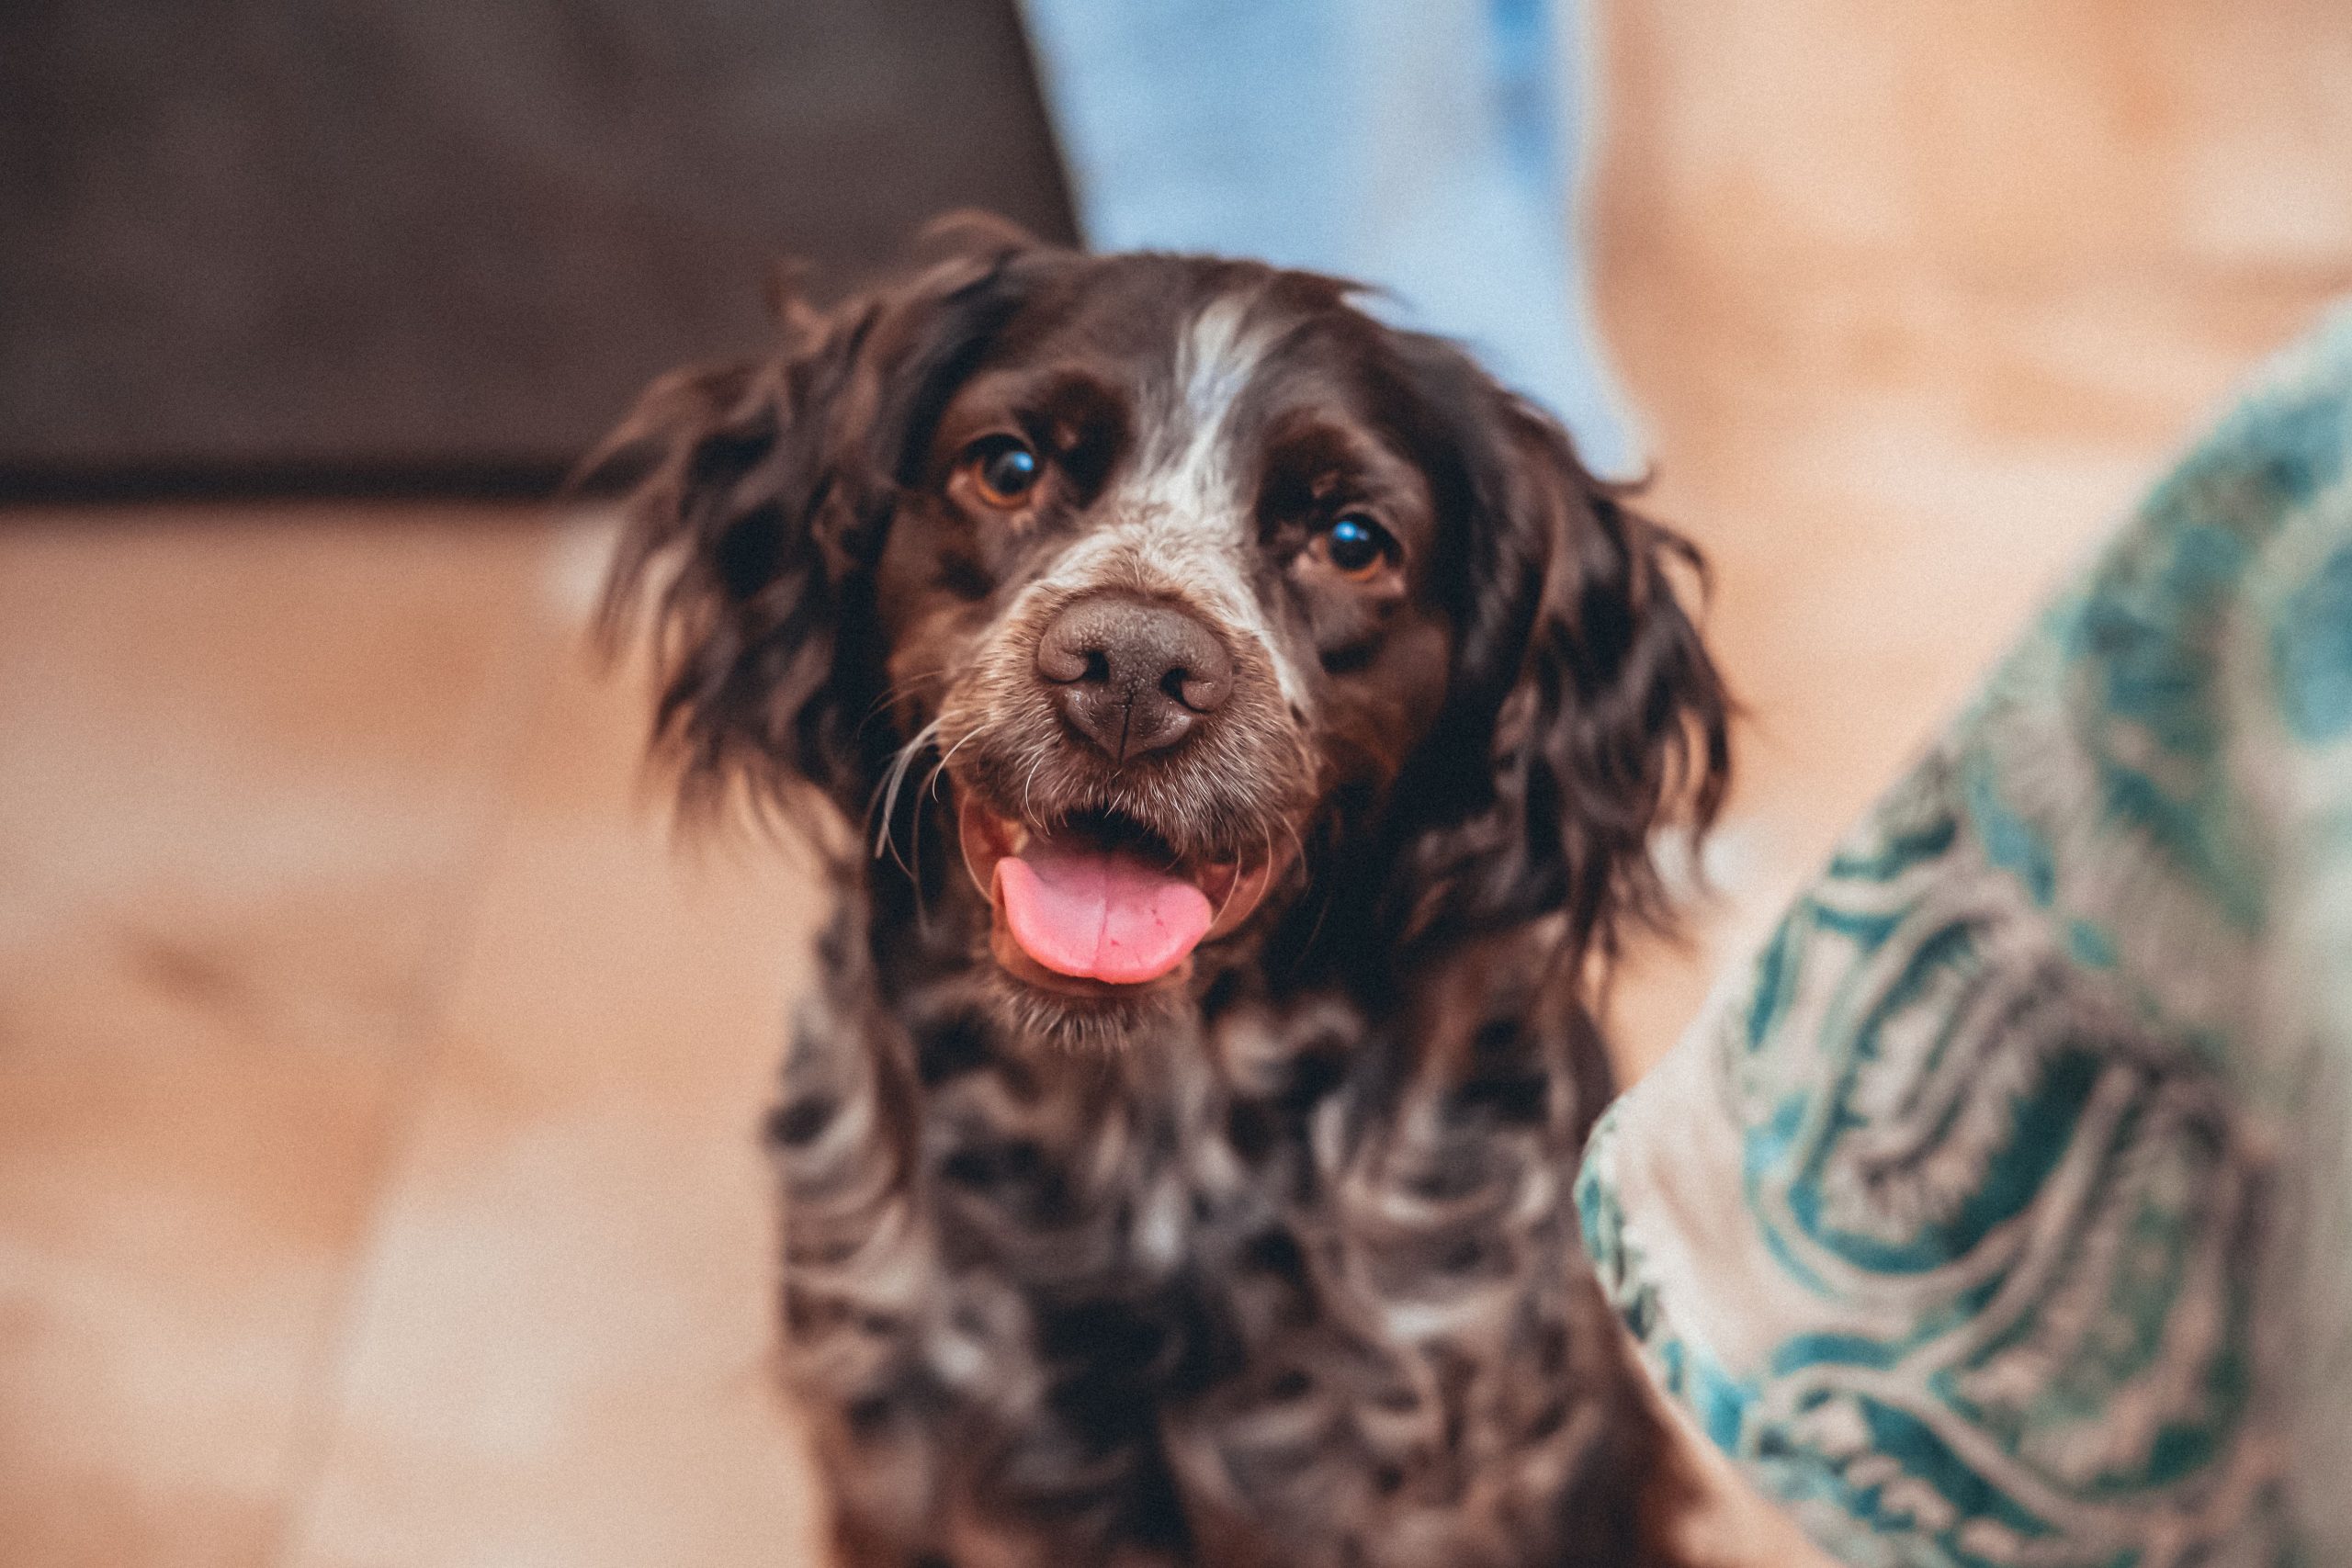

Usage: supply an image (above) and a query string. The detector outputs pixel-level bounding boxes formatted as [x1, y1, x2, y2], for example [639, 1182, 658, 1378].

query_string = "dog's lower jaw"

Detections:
[976, 956, 1194, 1053]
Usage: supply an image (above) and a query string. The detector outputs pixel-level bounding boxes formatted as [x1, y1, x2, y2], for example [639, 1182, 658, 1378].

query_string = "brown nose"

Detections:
[1035, 595, 1233, 761]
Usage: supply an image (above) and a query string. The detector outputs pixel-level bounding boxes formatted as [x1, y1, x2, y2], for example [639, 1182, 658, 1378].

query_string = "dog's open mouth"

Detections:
[957, 796, 1283, 995]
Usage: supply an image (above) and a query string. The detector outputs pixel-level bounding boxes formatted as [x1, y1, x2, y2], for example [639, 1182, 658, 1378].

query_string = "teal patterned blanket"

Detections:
[1577, 309, 2352, 1567]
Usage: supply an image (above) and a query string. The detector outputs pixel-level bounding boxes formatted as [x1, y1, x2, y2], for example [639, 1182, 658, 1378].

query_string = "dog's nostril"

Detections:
[1164, 666, 1228, 715]
[1170, 668, 1227, 714]
[1036, 631, 1090, 685]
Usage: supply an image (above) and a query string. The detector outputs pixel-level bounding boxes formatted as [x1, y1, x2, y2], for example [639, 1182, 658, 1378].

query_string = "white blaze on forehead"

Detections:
[1027, 294, 1314, 713]
[1153, 293, 1274, 479]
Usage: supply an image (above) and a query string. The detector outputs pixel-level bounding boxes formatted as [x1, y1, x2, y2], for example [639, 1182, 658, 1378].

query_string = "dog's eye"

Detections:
[961, 435, 1042, 509]
[1316, 514, 1396, 581]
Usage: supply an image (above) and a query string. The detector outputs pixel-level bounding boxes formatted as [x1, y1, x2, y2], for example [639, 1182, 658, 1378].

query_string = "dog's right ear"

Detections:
[589, 240, 1038, 822]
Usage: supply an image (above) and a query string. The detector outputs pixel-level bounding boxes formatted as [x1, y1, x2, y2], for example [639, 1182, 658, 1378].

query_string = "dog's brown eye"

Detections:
[1317, 514, 1396, 581]
[962, 435, 1042, 509]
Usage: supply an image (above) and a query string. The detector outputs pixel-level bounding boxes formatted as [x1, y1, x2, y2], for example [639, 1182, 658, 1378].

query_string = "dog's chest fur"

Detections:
[773, 897, 1657, 1568]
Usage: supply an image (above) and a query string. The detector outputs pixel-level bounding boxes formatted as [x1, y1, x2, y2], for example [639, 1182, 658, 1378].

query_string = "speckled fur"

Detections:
[595, 227, 1727, 1566]
[775, 886, 1659, 1568]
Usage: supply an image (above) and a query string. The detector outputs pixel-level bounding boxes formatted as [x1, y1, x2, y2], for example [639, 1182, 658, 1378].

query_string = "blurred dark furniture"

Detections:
[0, 0, 1076, 497]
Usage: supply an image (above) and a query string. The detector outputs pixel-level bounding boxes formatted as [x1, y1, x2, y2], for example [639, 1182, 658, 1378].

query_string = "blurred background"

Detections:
[4, 2, 2349, 1563]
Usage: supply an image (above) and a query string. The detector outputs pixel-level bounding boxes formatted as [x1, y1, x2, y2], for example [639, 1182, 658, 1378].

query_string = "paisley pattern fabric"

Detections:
[1578, 307, 2352, 1567]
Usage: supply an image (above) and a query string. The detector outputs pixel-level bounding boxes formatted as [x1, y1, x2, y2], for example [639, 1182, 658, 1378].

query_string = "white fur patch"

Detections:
[1029, 295, 1314, 713]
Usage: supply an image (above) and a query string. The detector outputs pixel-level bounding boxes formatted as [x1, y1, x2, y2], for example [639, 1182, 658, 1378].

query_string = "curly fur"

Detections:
[596, 220, 1730, 1567]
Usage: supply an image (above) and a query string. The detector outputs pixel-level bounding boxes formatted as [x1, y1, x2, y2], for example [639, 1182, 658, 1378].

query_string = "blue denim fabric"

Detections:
[1015, 0, 1638, 476]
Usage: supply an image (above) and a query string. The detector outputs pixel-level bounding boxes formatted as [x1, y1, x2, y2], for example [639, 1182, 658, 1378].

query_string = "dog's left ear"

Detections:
[1391, 352, 1731, 966]
[587, 235, 1039, 822]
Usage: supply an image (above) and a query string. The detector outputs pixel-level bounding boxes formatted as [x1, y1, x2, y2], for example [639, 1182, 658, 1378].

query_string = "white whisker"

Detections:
[930, 728, 979, 802]
[1021, 750, 1047, 823]
[872, 716, 945, 871]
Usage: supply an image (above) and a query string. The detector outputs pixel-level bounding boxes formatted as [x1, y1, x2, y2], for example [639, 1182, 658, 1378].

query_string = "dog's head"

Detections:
[599, 223, 1727, 1038]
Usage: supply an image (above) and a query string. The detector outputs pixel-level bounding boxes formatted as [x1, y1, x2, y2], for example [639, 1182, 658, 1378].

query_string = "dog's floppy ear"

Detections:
[1388, 345, 1731, 967]
[590, 238, 1037, 819]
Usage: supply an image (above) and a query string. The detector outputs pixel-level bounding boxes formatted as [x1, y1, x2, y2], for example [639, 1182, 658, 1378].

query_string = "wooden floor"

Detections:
[0, 507, 831, 1566]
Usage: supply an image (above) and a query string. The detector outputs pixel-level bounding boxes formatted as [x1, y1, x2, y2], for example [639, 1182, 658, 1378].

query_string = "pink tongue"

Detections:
[995, 843, 1214, 984]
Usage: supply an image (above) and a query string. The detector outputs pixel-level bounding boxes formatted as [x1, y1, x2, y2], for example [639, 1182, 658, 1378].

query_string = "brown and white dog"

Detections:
[596, 219, 1729, 1568]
